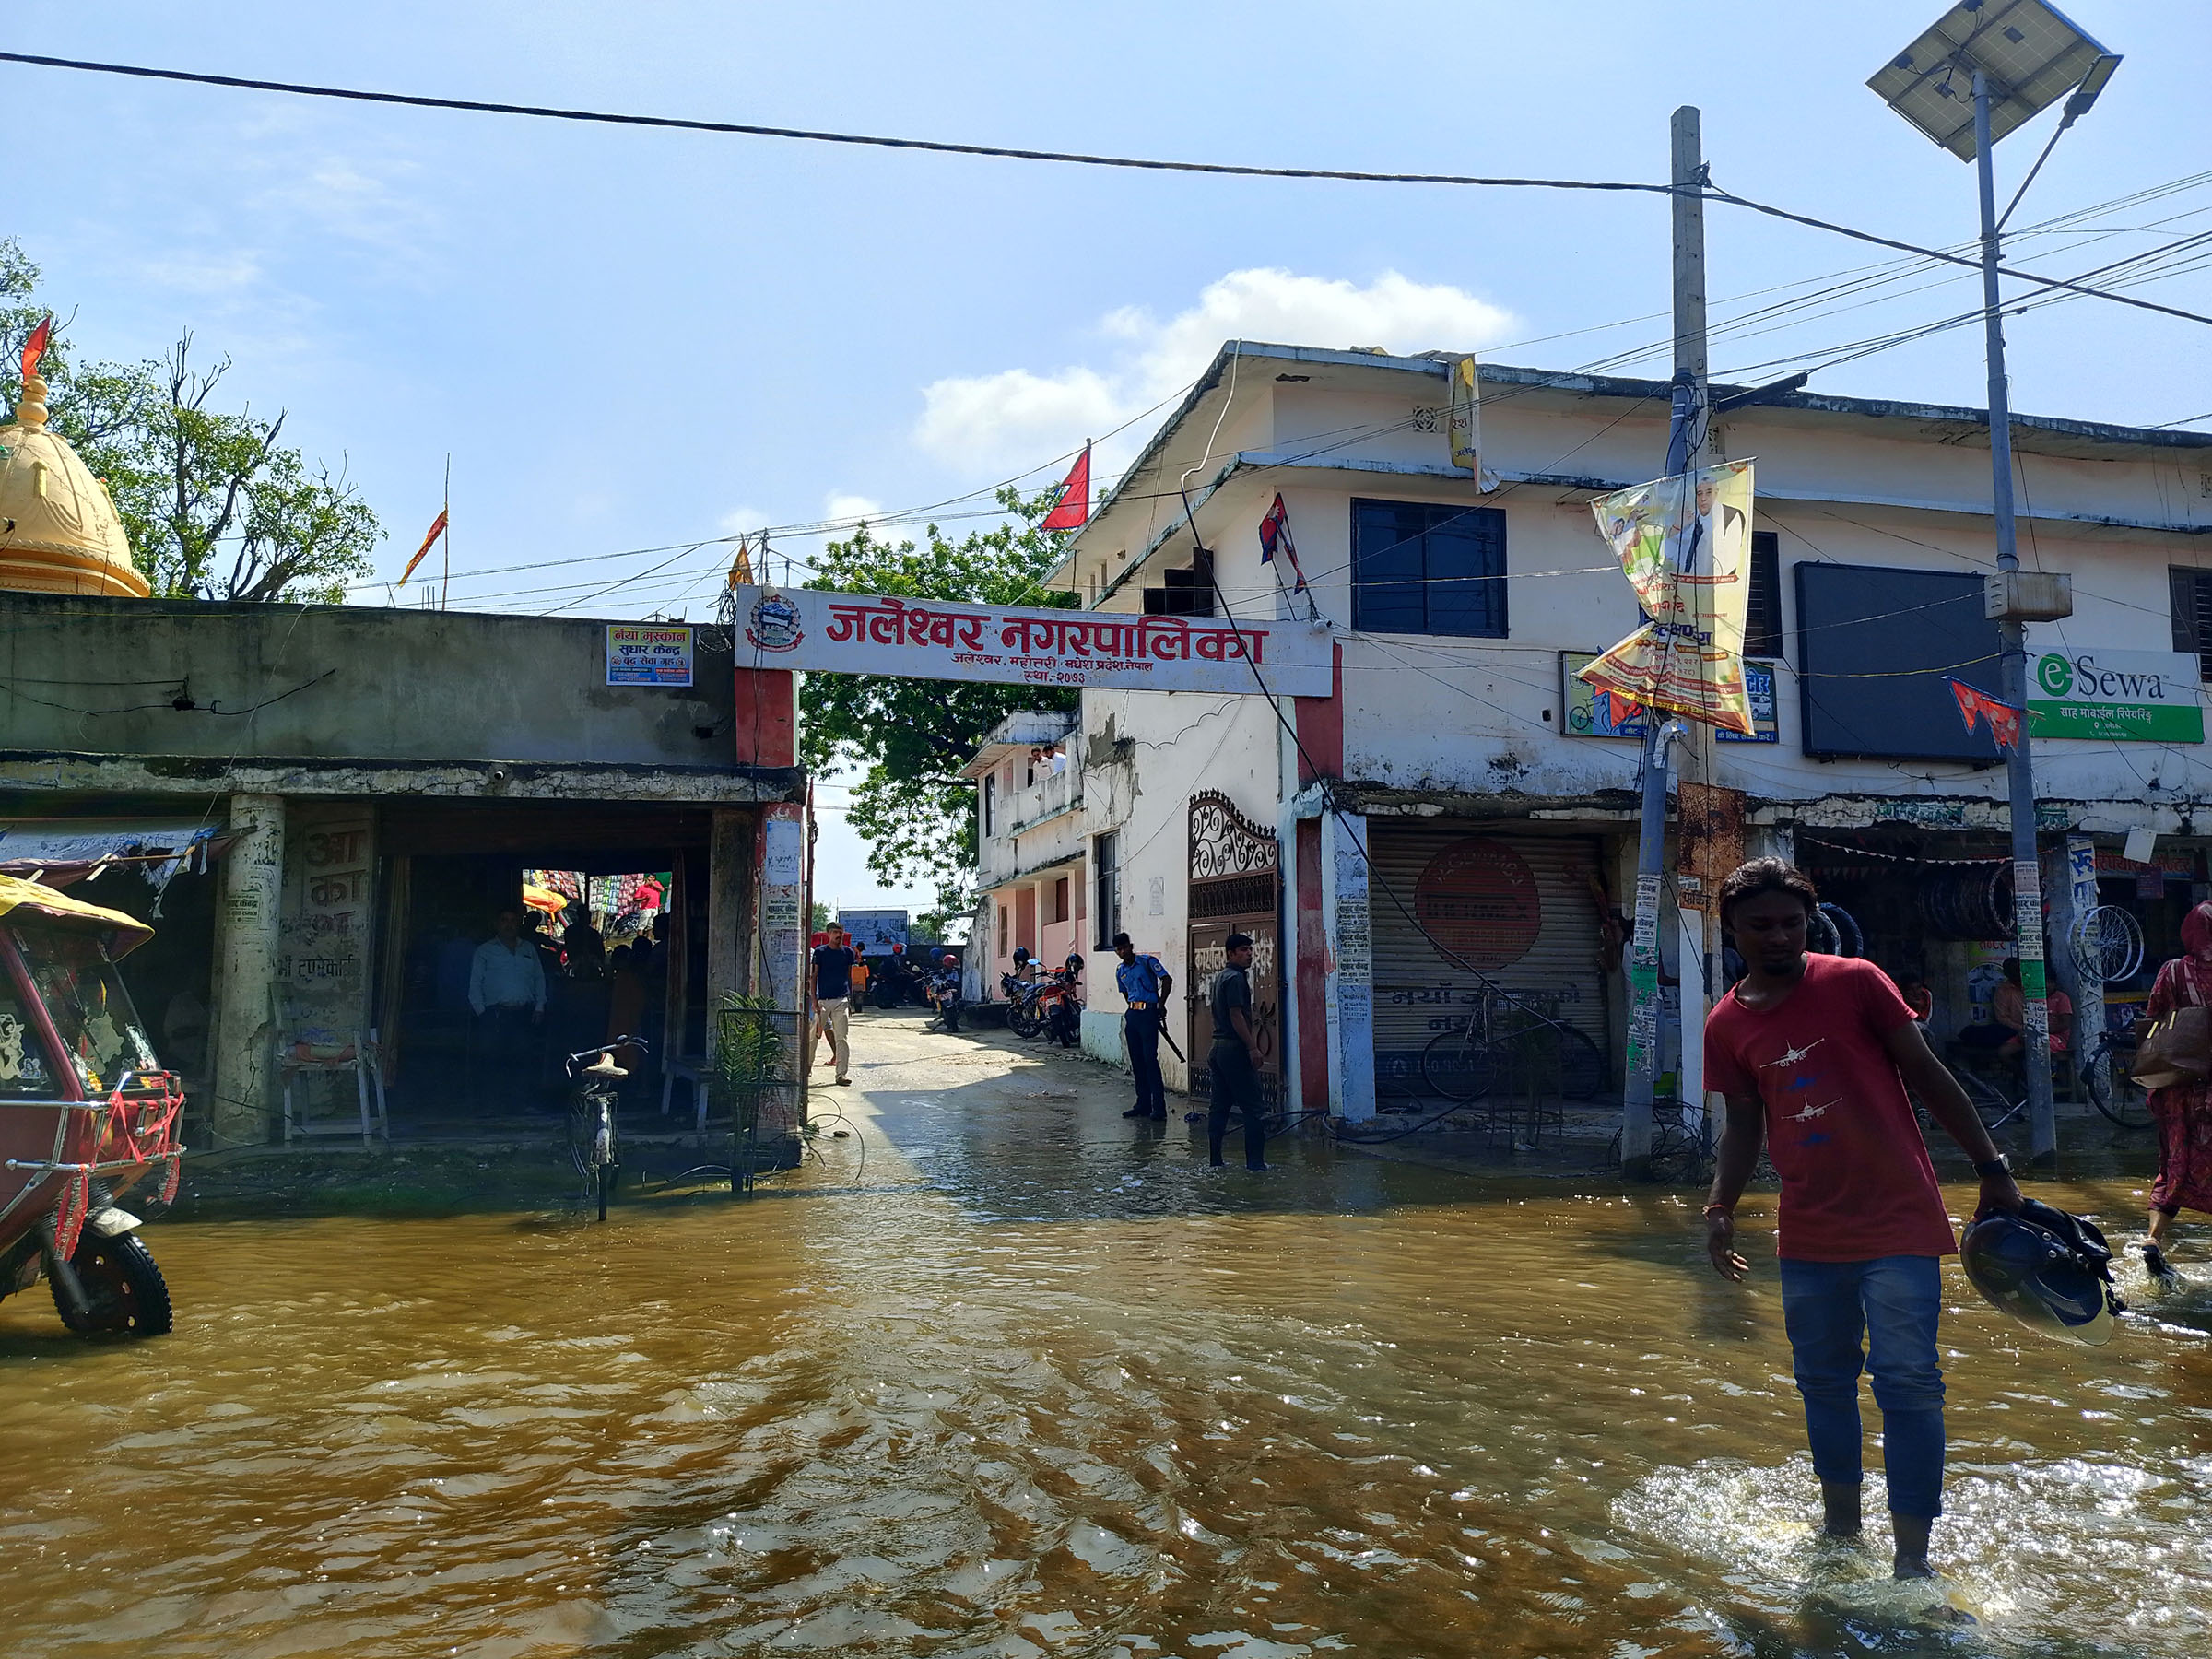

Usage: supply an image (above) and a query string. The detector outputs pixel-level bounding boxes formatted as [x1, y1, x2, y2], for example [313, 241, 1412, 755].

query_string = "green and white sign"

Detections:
[2029, 648, 2204, 743]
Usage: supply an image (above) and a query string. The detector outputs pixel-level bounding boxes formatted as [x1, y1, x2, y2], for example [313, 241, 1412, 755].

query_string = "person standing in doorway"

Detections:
[470, 908, 548, 1112]
[2138, 900, 2212, 1283]
[1207, 933, 1267, 1170]
[1701, 857, 2026, 1581]
[1113, 933, 1172, 1122]
[812, 925, 857, 1087]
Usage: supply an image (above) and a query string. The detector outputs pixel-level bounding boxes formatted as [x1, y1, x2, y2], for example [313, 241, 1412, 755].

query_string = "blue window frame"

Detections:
[1350, 499, 1507, 637]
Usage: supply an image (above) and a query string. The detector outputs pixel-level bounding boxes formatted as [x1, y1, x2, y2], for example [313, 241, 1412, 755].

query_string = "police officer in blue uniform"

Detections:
[1112, 932, 1172, 1121]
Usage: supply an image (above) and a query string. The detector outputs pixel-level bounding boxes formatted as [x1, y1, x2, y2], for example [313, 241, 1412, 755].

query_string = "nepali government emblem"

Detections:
[746, 590, 804, 653]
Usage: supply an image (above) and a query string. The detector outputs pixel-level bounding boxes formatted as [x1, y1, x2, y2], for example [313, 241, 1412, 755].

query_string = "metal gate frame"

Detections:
[1185, 791, 1283, 1108]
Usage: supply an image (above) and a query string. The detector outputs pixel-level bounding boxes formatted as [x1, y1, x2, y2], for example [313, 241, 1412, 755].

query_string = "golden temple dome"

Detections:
[0, 368, 149, 598]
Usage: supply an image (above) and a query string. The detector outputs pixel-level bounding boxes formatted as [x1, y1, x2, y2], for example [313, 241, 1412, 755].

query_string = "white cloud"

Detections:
[913, 268, 1515, 476]
[822, 492, 887, 527]
[719, 502, 772, 535]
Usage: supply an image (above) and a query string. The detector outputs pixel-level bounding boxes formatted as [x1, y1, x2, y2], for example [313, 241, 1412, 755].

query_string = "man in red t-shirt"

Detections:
[1703, 857, 2026, 1581]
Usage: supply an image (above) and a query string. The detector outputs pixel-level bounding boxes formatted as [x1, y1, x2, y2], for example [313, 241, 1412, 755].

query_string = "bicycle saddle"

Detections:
[584, 1055, 628, 1079]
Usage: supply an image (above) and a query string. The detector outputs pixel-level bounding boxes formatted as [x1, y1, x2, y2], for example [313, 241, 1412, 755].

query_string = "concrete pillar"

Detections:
[209, 794, 286, 1147]
[1321, 807, 1375, 1123]
[706, 808, 750, 1019]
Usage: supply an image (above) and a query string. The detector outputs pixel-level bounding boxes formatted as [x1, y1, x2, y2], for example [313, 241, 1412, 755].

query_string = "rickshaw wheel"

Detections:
[53, 1231, 173, 1338]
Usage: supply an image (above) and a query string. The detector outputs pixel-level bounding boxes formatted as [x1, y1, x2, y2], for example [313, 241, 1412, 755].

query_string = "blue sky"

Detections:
[7, 0, 2207, 911]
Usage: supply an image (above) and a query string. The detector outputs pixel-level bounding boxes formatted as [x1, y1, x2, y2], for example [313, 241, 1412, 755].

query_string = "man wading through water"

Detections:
[1701, 857, 2027, 1581]
[1207, 933, 1268, 1171]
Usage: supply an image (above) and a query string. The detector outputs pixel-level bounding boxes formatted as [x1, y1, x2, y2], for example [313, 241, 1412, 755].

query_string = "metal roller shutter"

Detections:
[1368, 823, 1613, 1098]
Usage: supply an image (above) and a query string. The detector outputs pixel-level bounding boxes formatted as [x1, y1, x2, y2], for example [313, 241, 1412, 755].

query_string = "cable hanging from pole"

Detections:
[6, 49, 2209, 329]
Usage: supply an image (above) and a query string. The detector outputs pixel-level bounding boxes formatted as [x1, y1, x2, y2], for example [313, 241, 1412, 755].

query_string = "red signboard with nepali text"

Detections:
[732, 585, 1334, 697]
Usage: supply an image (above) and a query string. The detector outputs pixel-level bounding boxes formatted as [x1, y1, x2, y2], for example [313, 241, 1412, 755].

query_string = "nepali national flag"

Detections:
[1040, 443, 1089, 531]
[1946, 676, 2023, 750]
[1258, 492, 1309, 594]
[397, 507, 449, 585]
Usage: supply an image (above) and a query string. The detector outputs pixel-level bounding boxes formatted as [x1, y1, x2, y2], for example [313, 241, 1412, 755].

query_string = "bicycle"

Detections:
[565, 1037, 644, 1221]
[2081, 1029, 2151, 1130]
[1420, 986, 1606, 1105]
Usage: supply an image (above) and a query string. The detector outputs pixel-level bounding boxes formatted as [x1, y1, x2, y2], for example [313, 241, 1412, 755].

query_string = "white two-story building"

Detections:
[968, 339, 2212, 1121]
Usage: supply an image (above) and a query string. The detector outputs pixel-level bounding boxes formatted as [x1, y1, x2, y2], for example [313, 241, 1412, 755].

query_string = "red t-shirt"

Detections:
[1704, 954, 1956, 1262]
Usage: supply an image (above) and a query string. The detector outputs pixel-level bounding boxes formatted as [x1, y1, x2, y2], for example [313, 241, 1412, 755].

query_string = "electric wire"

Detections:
[8, 50, 2207, 330]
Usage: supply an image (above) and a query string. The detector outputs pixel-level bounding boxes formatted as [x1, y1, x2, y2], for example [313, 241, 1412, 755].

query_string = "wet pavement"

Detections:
[3, 1010, 2210, 1657]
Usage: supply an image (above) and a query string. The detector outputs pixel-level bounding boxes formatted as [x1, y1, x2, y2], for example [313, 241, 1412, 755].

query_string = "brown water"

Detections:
[4, 1032, 2211, 1657]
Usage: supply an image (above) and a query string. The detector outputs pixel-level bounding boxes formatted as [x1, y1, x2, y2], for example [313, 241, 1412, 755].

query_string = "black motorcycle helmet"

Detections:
[1961, 1198, 2125, 1347]
[1065, 952, 1083, 975]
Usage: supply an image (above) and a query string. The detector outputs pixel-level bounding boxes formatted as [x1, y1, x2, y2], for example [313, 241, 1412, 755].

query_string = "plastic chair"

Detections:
[280, 1029, 390, 1146]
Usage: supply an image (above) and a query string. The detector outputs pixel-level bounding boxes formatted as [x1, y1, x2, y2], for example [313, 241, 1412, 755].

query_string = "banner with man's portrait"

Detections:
[1575, 459, 1758, 735]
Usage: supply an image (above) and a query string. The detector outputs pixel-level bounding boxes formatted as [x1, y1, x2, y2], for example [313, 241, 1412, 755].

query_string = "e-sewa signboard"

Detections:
[2028, 647, 2204, 743]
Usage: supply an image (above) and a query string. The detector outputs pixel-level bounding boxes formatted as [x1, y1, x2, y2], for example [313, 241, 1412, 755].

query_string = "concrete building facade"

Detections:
[0, 590, 805, 1148]
[1015, 340, 2212, 1124]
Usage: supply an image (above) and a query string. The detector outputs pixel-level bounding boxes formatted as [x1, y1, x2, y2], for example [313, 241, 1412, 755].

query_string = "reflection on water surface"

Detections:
[4, 1044, 2210, 1657]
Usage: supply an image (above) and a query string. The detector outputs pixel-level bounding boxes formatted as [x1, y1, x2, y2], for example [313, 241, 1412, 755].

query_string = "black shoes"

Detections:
[2144, 1241, 2181, 1288]
[1122, 1106, 1147, 1118]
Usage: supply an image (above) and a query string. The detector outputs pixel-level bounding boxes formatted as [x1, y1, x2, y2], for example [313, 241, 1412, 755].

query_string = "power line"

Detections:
[10, 50, 2207, 329]
[0, 50, 1676, 195]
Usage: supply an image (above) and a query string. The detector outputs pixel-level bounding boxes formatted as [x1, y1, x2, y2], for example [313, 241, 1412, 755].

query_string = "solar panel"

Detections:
[1867, 0, 2118, 160]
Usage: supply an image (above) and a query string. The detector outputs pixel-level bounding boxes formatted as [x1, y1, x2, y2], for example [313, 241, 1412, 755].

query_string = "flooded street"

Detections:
[5, 1016, 2212, 1658]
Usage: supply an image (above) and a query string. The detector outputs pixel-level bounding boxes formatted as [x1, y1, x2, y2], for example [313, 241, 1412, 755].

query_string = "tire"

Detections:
[2087, 1041, 2152, 1130]
[1552, 1024, 1608, 1100]
[1421, 1028, 1497, 1102]
[1009, 999, 1044, 1040]
[53, 1230, 172, 1337]
[1817, 902, 1864, 959]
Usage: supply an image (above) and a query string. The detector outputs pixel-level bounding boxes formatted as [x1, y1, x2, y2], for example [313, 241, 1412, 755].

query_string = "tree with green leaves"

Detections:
[3, 237, 382, 601]
[801, 486, 1079, 936]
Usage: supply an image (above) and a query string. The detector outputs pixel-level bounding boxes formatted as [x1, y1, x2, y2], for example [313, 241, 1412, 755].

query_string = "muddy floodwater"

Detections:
[5, 1024, 2211, 1657]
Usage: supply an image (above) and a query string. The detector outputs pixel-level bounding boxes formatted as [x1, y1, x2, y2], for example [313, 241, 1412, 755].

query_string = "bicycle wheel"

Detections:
[1550, 1024, 1607, 1100]
[1421, 1027, 1497, 1102]
[2071, 905, 2146, 985]
[2086, 1039, 2152, 1130]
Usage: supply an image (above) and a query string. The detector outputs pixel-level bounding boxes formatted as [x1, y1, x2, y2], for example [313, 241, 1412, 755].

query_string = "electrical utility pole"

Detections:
[1973, 68, 2057, 1163]
[1621, 106, 1706, 1179]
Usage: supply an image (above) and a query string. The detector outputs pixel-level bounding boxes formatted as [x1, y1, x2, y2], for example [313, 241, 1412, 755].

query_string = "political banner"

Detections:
[1576, 460, 1757, 735]
[733, 585, 1334, 696]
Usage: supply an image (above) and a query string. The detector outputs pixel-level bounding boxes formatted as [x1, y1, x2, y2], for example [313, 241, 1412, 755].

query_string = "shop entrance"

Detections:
[375, 801, 715, 1131]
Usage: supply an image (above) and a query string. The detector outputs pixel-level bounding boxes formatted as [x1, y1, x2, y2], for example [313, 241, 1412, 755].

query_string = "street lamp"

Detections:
[1869, 0, 2121, 1164]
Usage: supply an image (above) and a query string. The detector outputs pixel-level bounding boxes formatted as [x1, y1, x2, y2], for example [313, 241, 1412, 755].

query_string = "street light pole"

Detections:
[1972, 67, 2056, 1162]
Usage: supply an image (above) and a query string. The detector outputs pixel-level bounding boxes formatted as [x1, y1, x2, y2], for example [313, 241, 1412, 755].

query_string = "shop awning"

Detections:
[0, 820, 229, 888]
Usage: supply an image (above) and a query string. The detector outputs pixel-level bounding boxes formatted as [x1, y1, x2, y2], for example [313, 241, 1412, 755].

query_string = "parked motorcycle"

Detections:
[1007, 965, 1082, 1047]
[924, 969, 964, 1033]
[0, 874, 183, 1338]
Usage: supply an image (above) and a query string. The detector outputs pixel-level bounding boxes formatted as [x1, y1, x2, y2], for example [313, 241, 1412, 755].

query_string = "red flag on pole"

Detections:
[1257, 492, 1312, 594]
[398, 508, 449, 585]
[19, 314, 52, 384]
[1040, 443, 1089, 531]
[1946, 676, 2022, 750]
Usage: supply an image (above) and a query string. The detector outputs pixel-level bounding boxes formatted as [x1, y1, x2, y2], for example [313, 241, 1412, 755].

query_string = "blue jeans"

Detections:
[1777, 1255, 1947, 1519]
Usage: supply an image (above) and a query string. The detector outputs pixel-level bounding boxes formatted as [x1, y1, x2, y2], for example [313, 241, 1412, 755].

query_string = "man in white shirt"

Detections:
[470, 908, 547, 1112]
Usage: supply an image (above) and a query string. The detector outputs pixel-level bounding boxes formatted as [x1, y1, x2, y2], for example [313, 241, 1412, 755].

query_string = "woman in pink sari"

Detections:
[2141, 900, 2212, 1280]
